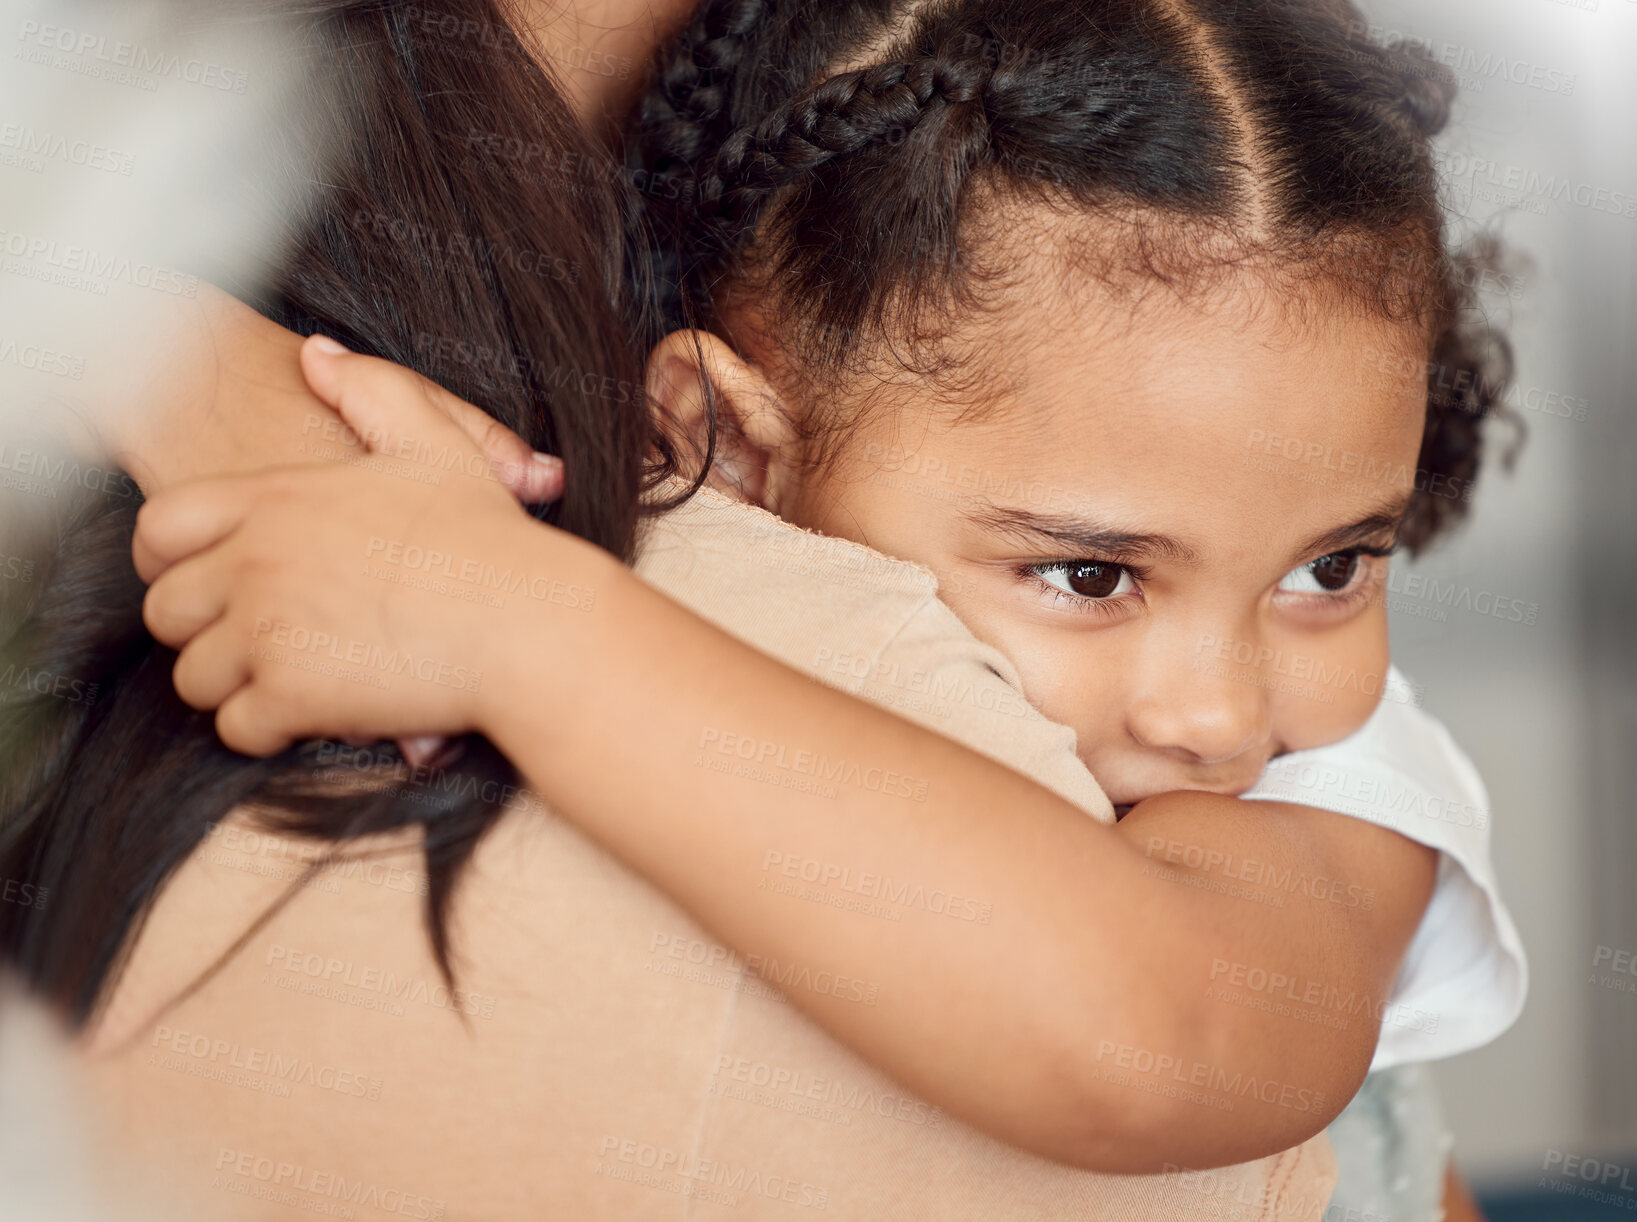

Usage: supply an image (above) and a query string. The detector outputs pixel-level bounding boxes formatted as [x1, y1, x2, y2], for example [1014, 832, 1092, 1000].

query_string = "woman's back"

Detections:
[86, 801, 726, 1218]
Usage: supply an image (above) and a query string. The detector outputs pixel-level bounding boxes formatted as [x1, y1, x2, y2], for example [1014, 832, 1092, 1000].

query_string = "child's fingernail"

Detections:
[398, 735, 445, 768]
[309, 334, 349, 356]
[532, 452, 563, 471]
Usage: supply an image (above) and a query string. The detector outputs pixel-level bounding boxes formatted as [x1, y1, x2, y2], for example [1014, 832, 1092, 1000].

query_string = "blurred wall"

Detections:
[1363, 0, 1637, 1191]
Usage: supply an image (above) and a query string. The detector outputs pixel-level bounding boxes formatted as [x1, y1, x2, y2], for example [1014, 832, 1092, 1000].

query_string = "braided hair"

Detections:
[631, 0, 1518, 554]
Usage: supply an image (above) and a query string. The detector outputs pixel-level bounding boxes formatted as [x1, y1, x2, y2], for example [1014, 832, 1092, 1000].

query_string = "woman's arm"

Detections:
[75, 284, 559, 501]
[135, 348, 1434, 1173]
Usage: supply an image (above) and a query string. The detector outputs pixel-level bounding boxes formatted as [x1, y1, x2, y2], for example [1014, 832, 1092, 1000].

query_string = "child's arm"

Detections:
[1444, 1167, 1490, 1222]
[478, 549, 1436, 1173]
[135, 350, 1434, 1173]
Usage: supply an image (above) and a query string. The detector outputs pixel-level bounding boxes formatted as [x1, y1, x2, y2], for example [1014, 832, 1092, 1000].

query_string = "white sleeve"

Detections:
[1240, 667, 1528, 1070]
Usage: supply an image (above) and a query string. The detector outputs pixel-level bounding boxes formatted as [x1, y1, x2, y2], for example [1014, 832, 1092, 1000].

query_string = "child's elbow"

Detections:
[1026, 1019, 1372, 1173]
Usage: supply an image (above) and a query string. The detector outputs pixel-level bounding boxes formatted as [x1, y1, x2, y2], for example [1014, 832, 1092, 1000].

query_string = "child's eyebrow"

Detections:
[1292, 493, 1414, 560]
[962, 504, 1201, 564]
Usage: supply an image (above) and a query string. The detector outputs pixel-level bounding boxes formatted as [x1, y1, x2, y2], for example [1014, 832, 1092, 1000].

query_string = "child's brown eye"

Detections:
[1035, 561, 1134, 599]
[1310, 552, 1361, 591]
[1278, 550, 1365, 595]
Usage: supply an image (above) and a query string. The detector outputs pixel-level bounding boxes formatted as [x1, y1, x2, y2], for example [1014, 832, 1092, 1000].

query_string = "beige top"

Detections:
[78, 484, 1335, 1220]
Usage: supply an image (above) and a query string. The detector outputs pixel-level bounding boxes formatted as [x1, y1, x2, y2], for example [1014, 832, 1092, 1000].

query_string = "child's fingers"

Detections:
[430, 389, 565, 503]
[397, 735, 448, 769]
[506, 451, 565, 504]
[142, 550, 235, 650]
[215, 683, 297, 759]
[299, 337, 470, 461]
[132, 474, 267, 583]
[300, 335, 561, 502]
[170, 617, 253, 712]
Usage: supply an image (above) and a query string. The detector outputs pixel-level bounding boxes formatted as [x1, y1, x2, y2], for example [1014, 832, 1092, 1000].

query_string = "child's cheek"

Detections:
[1269, 615, 1392, 752]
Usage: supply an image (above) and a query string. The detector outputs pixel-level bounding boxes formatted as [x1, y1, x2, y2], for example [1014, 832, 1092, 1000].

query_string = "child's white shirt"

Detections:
[1242, 673, 1528, 1070]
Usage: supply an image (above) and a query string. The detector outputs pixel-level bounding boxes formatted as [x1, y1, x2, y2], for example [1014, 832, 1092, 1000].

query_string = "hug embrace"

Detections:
[0, 1, 1527, 1219]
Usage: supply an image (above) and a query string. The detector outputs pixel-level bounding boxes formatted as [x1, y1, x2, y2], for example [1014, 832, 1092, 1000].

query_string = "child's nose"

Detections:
[1125, 656, 1273, 767]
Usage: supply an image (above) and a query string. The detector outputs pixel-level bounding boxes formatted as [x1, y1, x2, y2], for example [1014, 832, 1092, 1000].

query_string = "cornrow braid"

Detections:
[641, 0, 769, 152]
[705, 56, 994, 234]
[639, 2, 1232, 355]
[630, 0, 777, 338]
[630, 0, 1518, 555]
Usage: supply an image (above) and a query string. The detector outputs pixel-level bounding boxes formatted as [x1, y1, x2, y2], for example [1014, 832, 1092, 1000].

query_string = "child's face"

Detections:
[774, 262, 1429, 811]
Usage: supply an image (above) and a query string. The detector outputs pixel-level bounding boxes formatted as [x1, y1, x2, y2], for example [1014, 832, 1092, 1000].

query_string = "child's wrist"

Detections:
[471, 516, 626, 745]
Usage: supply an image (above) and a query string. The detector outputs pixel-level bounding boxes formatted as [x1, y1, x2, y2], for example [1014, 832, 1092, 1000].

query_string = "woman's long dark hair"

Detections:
[632, 0, 1519, 555]
[0, 1, 706, 1024]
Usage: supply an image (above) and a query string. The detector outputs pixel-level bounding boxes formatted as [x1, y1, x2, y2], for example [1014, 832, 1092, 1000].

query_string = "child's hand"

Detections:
[133, 344, 557, 757]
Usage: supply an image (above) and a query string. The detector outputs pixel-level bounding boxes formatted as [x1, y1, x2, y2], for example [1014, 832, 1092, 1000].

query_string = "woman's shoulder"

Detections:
[636, 482, 942, 641]
[636, 482, 1114, 823]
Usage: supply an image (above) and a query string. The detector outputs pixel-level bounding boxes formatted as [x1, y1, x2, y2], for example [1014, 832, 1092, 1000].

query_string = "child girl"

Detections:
[130, 0, 1521, 1208]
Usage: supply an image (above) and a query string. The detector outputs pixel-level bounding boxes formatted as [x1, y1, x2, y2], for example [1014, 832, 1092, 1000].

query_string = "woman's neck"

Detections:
[512, 0, 698, 132]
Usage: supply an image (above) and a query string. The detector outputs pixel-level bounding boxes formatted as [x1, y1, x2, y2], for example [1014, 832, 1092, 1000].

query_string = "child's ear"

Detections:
[645, 329, 799, 511]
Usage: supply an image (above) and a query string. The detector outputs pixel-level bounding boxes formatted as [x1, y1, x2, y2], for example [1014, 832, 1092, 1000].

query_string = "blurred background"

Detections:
[1370, 0, 1637, 1216]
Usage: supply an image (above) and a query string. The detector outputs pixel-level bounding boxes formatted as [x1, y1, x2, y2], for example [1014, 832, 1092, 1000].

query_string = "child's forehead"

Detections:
[818, 241, 1431, 499]
[770, 200, 1438, 411]
[856, 234, 1433, 422]
[960, 200, 1435, 342]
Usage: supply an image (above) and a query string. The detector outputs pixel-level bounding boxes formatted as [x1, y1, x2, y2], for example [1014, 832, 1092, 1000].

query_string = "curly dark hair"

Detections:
[631, 0, 1518, 555]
